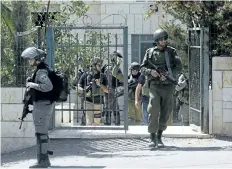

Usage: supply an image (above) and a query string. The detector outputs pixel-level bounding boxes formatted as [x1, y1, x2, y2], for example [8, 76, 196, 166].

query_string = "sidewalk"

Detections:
[49, 126, 212, 139]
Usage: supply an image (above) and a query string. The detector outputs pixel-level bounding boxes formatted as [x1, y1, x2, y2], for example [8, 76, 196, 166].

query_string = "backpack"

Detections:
[49, 69, 69, 102]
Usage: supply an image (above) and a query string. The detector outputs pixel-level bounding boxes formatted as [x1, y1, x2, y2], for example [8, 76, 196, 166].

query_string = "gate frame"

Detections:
[188, 27, 209, 134]
[46, 26, 129, 131]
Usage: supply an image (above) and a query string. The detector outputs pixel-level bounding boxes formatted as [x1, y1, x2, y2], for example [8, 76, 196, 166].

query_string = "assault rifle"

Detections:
[19, 87, 33, 129]
[147, 59, 178, 85]
[115, 80, 138, 98]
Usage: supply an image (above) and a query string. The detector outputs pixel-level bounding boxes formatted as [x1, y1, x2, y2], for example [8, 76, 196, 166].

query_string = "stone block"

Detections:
[150, 15, 161, 32]
[100, 4, 106, 14]
[1, 88, 24, 104]
[221, 123, 232, 136]
[113, 14, 127, 25]
[212, 89, 223, 101]
[223, 102, 232, 109]
[212, 101, 222, 117]
[129, 4, 150, 14]
[1, 104, 33, 121]
[223, 109, 232, 123]
[1, 138, 36, 154]
[212, 71, 223, 100]
[134, 14, 143, 34]
[1, 121, 35, 138]
[222, 88, 232, 101]
[100, 14, 114, 25]
[222, 71, 232, 88]
[105, 4, 129, 14]
[142, 16, 151, 34]
[212, 57, 232, 71]
[212, 116, 223, 134]
[127, 14, 135, 34]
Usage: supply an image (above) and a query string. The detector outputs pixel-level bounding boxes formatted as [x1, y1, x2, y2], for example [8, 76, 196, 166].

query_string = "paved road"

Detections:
[2, 137, 232, 168]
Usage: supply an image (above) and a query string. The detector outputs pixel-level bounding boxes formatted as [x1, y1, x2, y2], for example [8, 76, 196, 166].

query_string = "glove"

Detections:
[26, 82, 39, 89]
[86, 91, 91, 98]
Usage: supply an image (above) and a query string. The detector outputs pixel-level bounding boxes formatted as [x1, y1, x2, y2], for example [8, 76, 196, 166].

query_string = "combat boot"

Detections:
[29, 154, 51, 168]
[104, 112, 111, 125]
[157, 130, 164, 147]
[114, 113, 120, 126]
[150, 133, 158, 148]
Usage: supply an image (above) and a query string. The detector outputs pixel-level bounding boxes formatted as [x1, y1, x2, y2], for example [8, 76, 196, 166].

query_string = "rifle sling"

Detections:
[164, 50, 173, 78]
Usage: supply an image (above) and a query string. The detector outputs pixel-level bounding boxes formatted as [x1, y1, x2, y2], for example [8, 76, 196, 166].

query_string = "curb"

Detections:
[50, 133, 213, 140]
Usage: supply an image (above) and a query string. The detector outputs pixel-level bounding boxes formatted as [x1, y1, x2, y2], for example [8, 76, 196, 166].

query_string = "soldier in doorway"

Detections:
[101, 51, 123, 125]
[112, 60, 142, 125]
[140, 29, 182, 147]
[77, 57, 109, 125]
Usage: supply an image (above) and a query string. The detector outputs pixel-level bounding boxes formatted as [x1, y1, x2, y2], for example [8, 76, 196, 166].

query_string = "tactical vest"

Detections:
[128, 74, 139, 100]
[86, 73, 105, 97]
[147, 46, 176, 85]
[32, 62, 53, 102]
[142, 77, 149, 97]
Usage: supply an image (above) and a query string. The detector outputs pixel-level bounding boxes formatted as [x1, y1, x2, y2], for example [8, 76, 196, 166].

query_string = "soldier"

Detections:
[113, 60, 142, 125]
[77, 57, 108, 125]
[101, 51, 123, 125]
[21, 47, 54, 168]
[135, 74, 149, 125]
[140, 29, 182, 147]
[175, 71, 189, 126]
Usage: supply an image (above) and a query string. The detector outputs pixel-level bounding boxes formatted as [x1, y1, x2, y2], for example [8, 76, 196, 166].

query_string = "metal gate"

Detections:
[188, 27, 209, 133]
[46, 26, 129, 131]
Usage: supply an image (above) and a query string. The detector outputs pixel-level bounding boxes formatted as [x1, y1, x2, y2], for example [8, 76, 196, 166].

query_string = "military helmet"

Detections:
[91, 57, 102, 66]
[111, 50, 123, 64]
[113, 50, 123, 58]
[21, 47, 46, 60]
[130, 62, 140, 71]
[153, 29, 168, 42]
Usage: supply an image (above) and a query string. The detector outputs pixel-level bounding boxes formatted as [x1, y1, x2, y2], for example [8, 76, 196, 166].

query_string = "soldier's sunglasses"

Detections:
[158, 37, 168, 41]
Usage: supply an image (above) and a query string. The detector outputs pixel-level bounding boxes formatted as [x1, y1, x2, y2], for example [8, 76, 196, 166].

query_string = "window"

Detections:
[131, 34, 154, 63]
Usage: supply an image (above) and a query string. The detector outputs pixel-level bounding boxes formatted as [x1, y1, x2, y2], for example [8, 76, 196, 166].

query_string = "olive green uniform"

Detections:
[141, 46, 182, 134]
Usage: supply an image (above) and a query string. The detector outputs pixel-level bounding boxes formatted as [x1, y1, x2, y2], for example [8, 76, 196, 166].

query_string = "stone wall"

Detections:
[1, 88, 36, 154]
[211, 57, 232, 136]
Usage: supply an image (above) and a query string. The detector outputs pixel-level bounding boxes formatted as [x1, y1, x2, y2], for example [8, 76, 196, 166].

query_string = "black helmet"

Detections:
[113, 50, 123, 58]
[130, 62, 140, 71]
[153, 29, 168, 42]
[21, 47, 46, 61]
[111, 50, 123, 64]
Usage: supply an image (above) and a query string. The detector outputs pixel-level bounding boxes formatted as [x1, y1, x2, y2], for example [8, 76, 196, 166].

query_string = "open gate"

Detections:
[188, 27, 209, 133]
[46, 26, 129, 131]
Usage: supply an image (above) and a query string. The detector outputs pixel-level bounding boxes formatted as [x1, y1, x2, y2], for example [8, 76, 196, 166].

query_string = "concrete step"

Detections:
[49, 126, 212, 139]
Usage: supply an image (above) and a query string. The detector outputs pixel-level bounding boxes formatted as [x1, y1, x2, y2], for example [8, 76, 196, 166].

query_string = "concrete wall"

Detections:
[211, 57, 232, 136]
[1, 88, 36, 154]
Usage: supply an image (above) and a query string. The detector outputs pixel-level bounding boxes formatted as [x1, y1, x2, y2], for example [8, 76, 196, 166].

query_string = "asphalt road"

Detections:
[2, 137, 232, 168]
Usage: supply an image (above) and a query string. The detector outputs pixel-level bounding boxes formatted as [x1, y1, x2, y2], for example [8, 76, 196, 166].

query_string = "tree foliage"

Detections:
[1, 1, 110, 87]
[147, 1, 232, 56]
[158, 20, 188, 70]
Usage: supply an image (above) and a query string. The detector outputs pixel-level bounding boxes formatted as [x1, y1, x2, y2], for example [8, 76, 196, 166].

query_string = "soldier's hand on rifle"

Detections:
[26, 82, 38, 89]
[151, 70, 160, 78]
[95, 79, 101, 87]
[86, 91, 91, 97]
